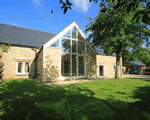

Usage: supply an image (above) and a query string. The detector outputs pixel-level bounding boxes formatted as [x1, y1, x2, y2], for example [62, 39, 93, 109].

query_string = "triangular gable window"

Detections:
[63, 30, 71, 38]
[78, 32, 84, 41]
[50, 39, 60, 48]
[62, 26, 85, 41]
[72, 27, 77, 39]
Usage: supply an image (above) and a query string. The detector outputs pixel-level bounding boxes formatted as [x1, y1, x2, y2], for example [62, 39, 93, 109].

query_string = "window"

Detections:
[61, 38, 71, 53]
[78, 41, 85, 54]
[16, 62, 30, 75]
[78, 32, 84, 41]
[99, 65, 104, 76]
[72, 27, 77, 39]
[72, 40, 77, 53]
[50, 39, 60, 48]
[60, 26, 86, 78]
[61, 54, 70, 76]
[113, 64, 116, 70]
[63, 30, 71, 38]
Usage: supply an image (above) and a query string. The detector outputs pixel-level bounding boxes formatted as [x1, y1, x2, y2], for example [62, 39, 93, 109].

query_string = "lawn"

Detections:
[0, 78, 150, 120]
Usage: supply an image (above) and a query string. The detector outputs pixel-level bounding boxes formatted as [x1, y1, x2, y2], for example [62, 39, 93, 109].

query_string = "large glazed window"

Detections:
[78, 56, 84, 76]
[72, 40, 77, 53]
[78, 32, 84, 41]
[72, 55, 77, 76]
[64, 30, 71, 38]
[72, 27, 77, 39]
[50, 39, 60, 48]
[61, 38, 70, 53]
[78, 41, 85, 54]
[61, 54, 70, 76]
[60, 26, 86, 78]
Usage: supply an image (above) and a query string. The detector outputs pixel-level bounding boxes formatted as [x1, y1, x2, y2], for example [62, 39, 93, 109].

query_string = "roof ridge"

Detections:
[0, 23, 56, 35]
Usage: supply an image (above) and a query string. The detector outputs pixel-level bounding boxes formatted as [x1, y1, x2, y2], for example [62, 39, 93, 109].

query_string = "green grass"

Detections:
[0, 78, 150, 120]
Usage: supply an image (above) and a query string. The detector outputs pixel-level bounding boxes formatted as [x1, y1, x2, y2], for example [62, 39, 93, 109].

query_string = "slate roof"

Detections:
[95, 47, 116, 56]
[0, 23, 56, 48]
[129, 61, 146, 66]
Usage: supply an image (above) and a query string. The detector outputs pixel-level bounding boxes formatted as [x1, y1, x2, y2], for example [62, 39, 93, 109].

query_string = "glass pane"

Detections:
[50, 39, 59, 47]
[18, 63, 23, 73]
[64, 30, 71, 38]
[72, 27, 77, 39]
[61, 54, 70, 76]
[78, 32, 84, 41]
[78, 41, 85, 54]
[72, 40, 76, 53]
[72, 55, 77, 76]
[78, 56, 84, 76]
[87, 45, 92, 52]
[61, 38, 71, 53]
[99, 65, 104, 76]
[113, 65, 116, 70]
[25, 63, 29, 73]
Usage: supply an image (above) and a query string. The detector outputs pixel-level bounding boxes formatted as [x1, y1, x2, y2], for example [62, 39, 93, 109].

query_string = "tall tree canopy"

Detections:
[85, 4, 150, 78]
[59, 0, 150, 24]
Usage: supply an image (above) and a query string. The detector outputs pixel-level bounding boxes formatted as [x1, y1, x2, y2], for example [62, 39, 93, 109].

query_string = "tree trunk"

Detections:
[115, 53, 121, 78]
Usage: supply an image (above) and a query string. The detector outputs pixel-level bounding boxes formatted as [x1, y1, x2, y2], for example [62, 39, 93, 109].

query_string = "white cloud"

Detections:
[72, 0, 90, 13]
[32, 0, 46, 15]
[32, 0, 41, 6]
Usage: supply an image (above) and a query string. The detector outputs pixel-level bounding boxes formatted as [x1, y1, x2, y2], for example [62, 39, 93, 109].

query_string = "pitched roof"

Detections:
[0, 23, 56, 48]
[95, 47, 116, 56]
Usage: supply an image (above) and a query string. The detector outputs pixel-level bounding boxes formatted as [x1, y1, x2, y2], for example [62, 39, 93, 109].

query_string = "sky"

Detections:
[0, 0, 101, 37]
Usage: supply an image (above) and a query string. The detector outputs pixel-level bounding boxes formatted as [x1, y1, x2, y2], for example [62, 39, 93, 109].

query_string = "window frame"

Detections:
[113, 64, 116, 70]
[60, 27, 86, 79]
[49, 39, 60, 48]
[99, 64, 105, 76]
[16, 62, 30, 75]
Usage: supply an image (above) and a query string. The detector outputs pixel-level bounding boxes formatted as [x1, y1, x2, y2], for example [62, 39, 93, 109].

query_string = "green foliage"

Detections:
[59, 0, 73, 14]
[85, 5, 150, 55]
[60, 0, 150, 25]
[1, 78, 150, 119]
[0, 41, 11, 52]
[123, 47, 150, 66]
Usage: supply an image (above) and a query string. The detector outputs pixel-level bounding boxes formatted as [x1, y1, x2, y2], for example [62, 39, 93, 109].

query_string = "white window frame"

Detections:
[59, 26, 87, 80]
[113, 64, 116, 70]
[49, 39, 60, 48]
[16, 62, 30, 75]
[99, 64, 105, 76]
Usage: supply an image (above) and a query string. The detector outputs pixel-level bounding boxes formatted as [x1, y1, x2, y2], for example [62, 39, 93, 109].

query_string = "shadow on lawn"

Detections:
[0, 79, 150, 120]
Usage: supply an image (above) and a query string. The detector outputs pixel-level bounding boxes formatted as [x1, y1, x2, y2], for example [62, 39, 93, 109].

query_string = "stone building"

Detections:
[0, 21, 122, 82]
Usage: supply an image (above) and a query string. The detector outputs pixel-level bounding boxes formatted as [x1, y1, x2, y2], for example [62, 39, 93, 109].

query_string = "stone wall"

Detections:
[42, 47, 61, 82]
[2, 46, 39, 79]
[86, 52, 97, 79]
[97, 55, 122, 78]
[37, 48, 43, 80]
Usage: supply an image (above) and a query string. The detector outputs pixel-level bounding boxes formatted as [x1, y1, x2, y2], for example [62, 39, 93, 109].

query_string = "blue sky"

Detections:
[0, 0, 101, 37]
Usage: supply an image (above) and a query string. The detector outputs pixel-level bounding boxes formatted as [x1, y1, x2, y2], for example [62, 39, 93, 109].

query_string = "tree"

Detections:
[0, 41, 11, 83]
[85, 4, 150, 78]
[59, 0, 150, 24]
[123, 47, 150, 67]
[0, 41, 11, 52]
